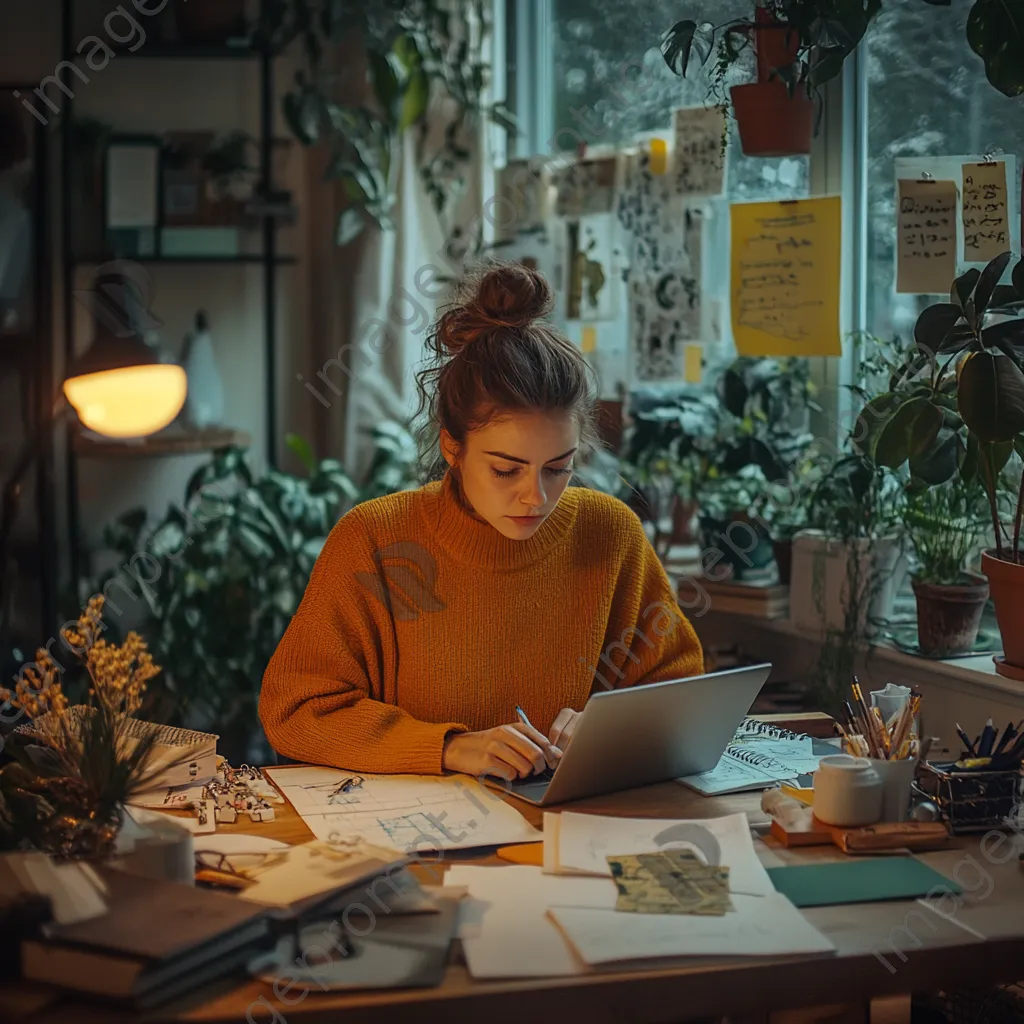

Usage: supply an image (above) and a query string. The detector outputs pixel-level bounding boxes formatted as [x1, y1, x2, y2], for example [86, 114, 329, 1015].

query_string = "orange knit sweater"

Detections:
[259, 471, 704, 774]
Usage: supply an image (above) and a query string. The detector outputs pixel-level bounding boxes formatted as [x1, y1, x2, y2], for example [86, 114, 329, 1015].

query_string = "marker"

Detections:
[955, 722, 977, 757]
[977, 718, 997, 758]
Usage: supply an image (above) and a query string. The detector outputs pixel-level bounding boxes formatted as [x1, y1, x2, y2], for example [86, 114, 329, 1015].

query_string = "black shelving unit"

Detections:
[58, 0, 286, 590]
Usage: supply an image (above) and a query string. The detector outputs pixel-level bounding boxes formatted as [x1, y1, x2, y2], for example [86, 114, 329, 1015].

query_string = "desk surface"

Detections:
[13, 769, 1024, 1024]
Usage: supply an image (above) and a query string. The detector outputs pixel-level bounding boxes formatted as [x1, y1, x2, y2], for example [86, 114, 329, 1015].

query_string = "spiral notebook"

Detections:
[677, 718, 833, 796]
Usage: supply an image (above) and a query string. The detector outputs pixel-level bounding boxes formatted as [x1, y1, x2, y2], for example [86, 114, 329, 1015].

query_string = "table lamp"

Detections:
[0, 270, 187, 651]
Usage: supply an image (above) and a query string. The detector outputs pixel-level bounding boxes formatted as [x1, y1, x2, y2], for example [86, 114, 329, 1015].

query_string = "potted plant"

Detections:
[661, 1, 1024, 158]
[694, 356, 816, 578]
[900, 480, 990, 656]
[863, 250, 1024, 679]
[660, 1, 879, 157]
[620, 384, 720, 561]
[762, 453, 823, 585]
[791, 453, 905, 635]
[697, 468, 776, 579]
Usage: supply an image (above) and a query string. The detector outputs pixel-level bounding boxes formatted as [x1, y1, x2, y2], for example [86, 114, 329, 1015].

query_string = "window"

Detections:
[863, 0, 1024, 344]
[507, 0, 817, 398]
[550, 0, 810, 200]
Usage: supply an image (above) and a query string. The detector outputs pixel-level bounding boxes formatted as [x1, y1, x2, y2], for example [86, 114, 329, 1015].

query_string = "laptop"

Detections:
[497, 663, 772, 806]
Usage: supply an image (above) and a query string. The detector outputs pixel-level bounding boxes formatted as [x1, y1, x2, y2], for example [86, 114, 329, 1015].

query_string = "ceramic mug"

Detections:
[866, 756, 918, 823]
[813, 754, 883, 827]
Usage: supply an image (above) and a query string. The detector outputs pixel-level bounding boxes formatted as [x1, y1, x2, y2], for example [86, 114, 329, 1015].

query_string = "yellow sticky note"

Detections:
[684, 344, 703, 383]
[730, 196, 842, 357]
[581, 324, 597, 353]
[649, 138, 668, 176]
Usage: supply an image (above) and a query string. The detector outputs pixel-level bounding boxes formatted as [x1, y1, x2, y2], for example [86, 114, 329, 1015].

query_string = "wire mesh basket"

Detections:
[914, 761, 1023, 834]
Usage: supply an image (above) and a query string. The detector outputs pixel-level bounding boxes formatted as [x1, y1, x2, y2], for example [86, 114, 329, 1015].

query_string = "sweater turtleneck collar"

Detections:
[420, 470, 579, 571]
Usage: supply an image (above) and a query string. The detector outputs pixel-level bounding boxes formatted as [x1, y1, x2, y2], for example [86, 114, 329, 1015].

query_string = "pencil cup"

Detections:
[867, 756, 918, 822]
[812, 755, 883, 828]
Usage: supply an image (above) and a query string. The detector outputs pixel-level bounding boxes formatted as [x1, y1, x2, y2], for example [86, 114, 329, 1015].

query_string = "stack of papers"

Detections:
[448, 811, 834, 978]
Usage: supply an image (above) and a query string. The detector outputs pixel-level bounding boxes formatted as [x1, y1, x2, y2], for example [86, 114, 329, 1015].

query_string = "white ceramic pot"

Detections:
[812, 754, 883, 827]
[789, 530, 904, 636]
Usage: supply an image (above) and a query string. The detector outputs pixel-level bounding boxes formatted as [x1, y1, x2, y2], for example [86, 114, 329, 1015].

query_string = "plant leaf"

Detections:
[874, 396, 932, 469]
[958, 351, 1024, 442]
[661, 20, 714, 76]
[966, 0, 1024, 97]
[951, 267, 981, 311]
[973, 250, 1013, 316]
[914, 302, 964, 355]
[908, 427, 960, 485]
[1014, 255, 1024, 297]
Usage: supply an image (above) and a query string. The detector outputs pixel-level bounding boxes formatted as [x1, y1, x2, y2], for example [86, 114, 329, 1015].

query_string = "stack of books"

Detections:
[678, 577, 789, 619]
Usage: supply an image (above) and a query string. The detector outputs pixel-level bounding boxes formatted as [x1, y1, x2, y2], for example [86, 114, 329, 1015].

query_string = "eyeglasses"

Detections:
[194, 849, 287, 885]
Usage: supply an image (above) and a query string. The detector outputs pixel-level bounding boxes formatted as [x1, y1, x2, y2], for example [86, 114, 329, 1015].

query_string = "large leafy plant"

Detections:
[859, 251, 1024, 562]
[901, 479, 988, 586]
[663, 0, 1023, 105]
[95, 439, 360, 759]
[253, 0, 514, 243]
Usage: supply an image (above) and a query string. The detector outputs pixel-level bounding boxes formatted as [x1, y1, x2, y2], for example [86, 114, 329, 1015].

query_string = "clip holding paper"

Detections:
[918, 170, 935, 184]
[980, 150, 1001, 167]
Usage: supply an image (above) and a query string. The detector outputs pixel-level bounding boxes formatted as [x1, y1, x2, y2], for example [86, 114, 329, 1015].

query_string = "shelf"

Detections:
[75, 42, 263, 61]
[72, 254, 297, 266]
[73, 426, 251, 458]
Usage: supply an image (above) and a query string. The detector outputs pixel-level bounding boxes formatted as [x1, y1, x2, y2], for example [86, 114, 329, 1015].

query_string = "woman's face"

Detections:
[442, 409, 580, 541]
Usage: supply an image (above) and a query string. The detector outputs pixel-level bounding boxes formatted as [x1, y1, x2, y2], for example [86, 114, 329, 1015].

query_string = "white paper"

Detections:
[552, 811, 773, 897]
[264, 767, 541, 851]
[549, 893, 834, 965]
[673, 106, 727, 197]
[128, 783, 207, 809]
[678, 735, 823, 795]
[447, 864, 615, 978]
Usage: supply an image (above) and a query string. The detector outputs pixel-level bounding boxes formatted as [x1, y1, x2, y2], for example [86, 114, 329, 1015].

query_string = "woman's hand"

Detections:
[549, 708, 582, 749]
[442, 722, 562, 780]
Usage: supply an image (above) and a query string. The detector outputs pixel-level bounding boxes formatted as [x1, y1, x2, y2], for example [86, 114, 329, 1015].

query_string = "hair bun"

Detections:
[472, 262, 553, 329]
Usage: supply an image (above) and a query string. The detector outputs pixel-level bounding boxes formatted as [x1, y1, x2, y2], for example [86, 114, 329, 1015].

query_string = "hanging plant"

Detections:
[251, 1, 515, 244]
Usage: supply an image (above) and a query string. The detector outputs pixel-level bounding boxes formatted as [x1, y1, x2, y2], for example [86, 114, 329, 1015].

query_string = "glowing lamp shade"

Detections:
[64, 363, 187, 438]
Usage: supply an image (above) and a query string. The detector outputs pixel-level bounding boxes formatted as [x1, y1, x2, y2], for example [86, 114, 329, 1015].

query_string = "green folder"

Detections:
[766, 857, 962, 908]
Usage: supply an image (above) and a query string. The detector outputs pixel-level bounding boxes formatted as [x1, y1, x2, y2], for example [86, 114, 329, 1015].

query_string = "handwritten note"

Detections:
[962, 161, 1009, 263]
[730, 196, 841, 357]
[673, 106, 726, 197]
[897, 178, 957, 294]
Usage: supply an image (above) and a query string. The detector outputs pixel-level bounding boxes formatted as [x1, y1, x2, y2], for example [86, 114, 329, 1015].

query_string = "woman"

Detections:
[259, 263, 703, 780]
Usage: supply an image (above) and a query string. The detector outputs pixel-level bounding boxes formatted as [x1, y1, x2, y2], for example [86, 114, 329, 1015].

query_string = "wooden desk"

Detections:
[14, 771, 1024, 1024]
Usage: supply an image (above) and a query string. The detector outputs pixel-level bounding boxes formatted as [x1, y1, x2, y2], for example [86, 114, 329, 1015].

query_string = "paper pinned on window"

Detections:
[962, 160, 1009, 263]
[896, 177, 958, 294]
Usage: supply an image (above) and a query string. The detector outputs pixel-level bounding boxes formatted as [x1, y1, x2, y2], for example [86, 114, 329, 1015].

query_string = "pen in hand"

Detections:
[515, 705, 561, 771]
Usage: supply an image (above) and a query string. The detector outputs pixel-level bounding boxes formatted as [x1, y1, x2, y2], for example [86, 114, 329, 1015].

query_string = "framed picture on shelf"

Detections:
[0, 88, 43, 338]
[103, 134, 162, 259]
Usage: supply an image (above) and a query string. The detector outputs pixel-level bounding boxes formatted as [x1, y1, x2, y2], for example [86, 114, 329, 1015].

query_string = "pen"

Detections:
[514, 705, 534, 730]
[993, 721, 1017, 757]
[955, 722, 977, 758]
[978, 718, 996, 758]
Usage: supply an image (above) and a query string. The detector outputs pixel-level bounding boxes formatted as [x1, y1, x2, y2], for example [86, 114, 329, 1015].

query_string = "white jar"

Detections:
[813, 754, 883, 827]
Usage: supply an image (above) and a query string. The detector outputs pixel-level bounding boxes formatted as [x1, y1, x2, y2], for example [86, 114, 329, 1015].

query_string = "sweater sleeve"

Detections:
[258, 514, 468, 774]
[598, 514, 704, 692]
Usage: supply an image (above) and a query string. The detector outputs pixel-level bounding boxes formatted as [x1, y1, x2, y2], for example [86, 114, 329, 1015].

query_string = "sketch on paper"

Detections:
[494, 159, 549, 240]
[264, 767, 541, 851]
[619, 147, 705, 381]
[672, 106, 727, 197]
[553, 155, 619, 218]
[567, 214, 619, 321]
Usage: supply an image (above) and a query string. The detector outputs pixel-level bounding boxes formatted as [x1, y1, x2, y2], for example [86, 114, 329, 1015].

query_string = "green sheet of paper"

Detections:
[766, 857, 961, 908]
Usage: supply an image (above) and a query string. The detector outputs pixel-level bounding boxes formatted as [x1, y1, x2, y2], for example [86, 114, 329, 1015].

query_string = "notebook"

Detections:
[766, 857, 962, 908]
[677, 717, 834, 796]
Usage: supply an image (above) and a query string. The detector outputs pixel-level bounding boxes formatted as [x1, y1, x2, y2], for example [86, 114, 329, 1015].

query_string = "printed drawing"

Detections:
[618, 147, 704, 381]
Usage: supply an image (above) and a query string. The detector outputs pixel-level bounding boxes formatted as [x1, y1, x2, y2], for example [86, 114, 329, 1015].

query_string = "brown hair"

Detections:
[414, 261, 599, 481]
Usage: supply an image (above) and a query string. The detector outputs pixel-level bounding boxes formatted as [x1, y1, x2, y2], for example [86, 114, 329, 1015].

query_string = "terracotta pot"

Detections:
[754, 7, 800, 83]
[911, 574, 989, 657]
[729, 81, 814, 157]
[671, 497, 698, 545]
[982, 550, 1024, 673]
[772, 537, 793, 586]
